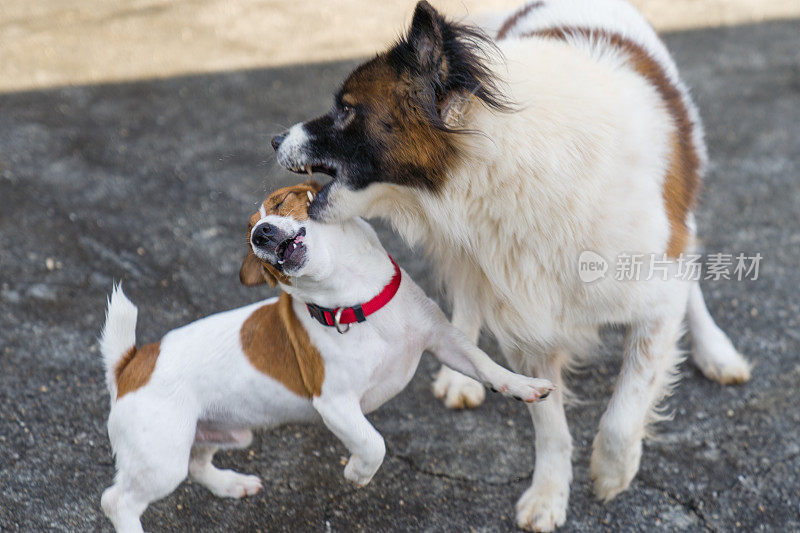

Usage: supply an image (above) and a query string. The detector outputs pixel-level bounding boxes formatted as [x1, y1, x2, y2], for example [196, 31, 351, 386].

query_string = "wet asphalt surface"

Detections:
[1, 19, 799, 533]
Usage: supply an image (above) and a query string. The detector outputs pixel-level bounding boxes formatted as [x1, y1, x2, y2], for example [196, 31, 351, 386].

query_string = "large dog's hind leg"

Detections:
[505, 348, 572, 532]
[591, 308, 685, 502]
[687, 281, 751, 384]
[432, 293, 486, 409]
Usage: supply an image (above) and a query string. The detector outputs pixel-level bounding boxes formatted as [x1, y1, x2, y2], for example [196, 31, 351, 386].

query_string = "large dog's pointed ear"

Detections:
[408, 1, 446, 76]
[239, 252, 278, 287]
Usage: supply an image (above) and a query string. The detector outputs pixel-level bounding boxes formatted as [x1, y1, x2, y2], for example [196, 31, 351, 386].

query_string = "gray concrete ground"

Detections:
[1, 19, 799, 532]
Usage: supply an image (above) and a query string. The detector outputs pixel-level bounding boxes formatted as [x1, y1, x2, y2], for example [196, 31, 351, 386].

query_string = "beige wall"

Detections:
[1, 0, 798, 93]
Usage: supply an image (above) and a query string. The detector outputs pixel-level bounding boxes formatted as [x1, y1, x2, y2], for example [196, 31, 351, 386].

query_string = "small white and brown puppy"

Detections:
[99, 181, 553, 533]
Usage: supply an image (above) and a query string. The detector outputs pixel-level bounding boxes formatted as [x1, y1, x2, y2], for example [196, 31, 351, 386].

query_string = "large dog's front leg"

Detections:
[431, 292, 487, 409]
[505, 349, 572, 533]
[312, 395, 386, 486]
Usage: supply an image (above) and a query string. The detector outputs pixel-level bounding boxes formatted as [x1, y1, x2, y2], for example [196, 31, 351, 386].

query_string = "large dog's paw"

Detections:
[489, 373, 554, 403]
[516, 482, 569, 532]
[590, 433, 642, 502]
[432, 366, 485, 409]
[700, 359, 751, 385]
[693, 344, 752, 385]
[691, 323, 752, 385]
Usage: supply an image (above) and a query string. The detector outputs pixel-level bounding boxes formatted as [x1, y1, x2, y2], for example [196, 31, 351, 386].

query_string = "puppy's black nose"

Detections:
[271, 132, 287, 151]
[252, 223, 277, 248]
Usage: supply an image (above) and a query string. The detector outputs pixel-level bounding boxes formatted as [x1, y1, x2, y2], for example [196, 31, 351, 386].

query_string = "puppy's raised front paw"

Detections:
[489, 374, 554, 403]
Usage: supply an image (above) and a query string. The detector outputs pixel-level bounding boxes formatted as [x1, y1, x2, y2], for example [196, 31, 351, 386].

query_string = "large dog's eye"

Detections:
[336, 104, 354, 124]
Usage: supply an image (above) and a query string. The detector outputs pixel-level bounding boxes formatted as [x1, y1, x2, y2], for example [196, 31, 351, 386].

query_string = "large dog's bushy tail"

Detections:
[100, 283, 138, 400]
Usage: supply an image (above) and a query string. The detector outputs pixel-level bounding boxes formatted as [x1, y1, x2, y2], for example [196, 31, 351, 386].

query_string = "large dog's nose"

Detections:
[271, 132, 287, 151]
[252, 223, 278, 248]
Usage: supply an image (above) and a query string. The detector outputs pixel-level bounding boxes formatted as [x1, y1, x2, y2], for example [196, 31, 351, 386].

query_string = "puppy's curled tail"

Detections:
[100, 283, 138, 399]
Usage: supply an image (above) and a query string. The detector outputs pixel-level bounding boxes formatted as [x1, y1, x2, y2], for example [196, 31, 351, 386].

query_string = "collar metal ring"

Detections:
[334, 308, 350, 334]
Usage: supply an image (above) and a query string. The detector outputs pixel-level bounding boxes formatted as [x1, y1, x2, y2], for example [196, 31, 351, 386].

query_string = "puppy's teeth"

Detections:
[307, 191, 314, 201]
[306, 165, 312, 175]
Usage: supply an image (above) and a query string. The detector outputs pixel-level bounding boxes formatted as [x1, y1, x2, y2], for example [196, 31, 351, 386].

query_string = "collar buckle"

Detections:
[333, 308, 350, 334]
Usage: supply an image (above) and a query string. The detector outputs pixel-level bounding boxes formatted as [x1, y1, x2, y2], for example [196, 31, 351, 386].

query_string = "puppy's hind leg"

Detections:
[687, 281, 751, 385]
[591, 309, 685, 502]
[189, 429, 262, 498]
[101, 481, 148, 533]
[432, 293, 486, 409]
[102, 408, 195, 533]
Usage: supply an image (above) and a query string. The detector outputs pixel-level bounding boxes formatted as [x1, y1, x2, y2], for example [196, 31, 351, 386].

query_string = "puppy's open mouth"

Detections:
[286, 162, 337, 180]
[274, 227, 306, 267]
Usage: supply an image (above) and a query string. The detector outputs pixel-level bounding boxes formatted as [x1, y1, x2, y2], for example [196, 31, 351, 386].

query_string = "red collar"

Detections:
[305, 255, 401, 333]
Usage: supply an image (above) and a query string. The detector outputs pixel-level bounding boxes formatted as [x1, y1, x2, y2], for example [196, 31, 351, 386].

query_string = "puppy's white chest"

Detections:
[361, 336, 425, 412]
[314, 318, 426, 413]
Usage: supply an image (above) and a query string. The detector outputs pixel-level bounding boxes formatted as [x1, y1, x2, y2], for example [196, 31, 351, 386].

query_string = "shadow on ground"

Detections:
[1, 19, 798, 532]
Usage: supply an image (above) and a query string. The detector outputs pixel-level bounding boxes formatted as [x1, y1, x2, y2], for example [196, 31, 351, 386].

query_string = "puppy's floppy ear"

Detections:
[408, 1, 446, 77]
[239, 252, 278, 287]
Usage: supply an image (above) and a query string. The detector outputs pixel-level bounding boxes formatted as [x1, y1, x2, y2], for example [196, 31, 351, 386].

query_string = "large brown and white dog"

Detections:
[99, 182, 552, 533]
[271, 1, 752, 530]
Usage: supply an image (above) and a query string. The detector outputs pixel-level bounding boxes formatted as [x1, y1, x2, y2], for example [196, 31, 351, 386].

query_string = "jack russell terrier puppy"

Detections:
[99, 181, 553, 533]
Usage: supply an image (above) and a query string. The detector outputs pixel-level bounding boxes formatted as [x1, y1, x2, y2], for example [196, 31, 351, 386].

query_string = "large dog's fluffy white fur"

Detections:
[307, 1, 752, 530]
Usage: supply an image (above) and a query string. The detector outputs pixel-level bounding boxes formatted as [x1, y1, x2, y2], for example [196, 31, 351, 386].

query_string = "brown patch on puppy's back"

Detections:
[524, 27, 700, 257]
[239, 293, 324, 398]
[116, 341, 161, 399]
